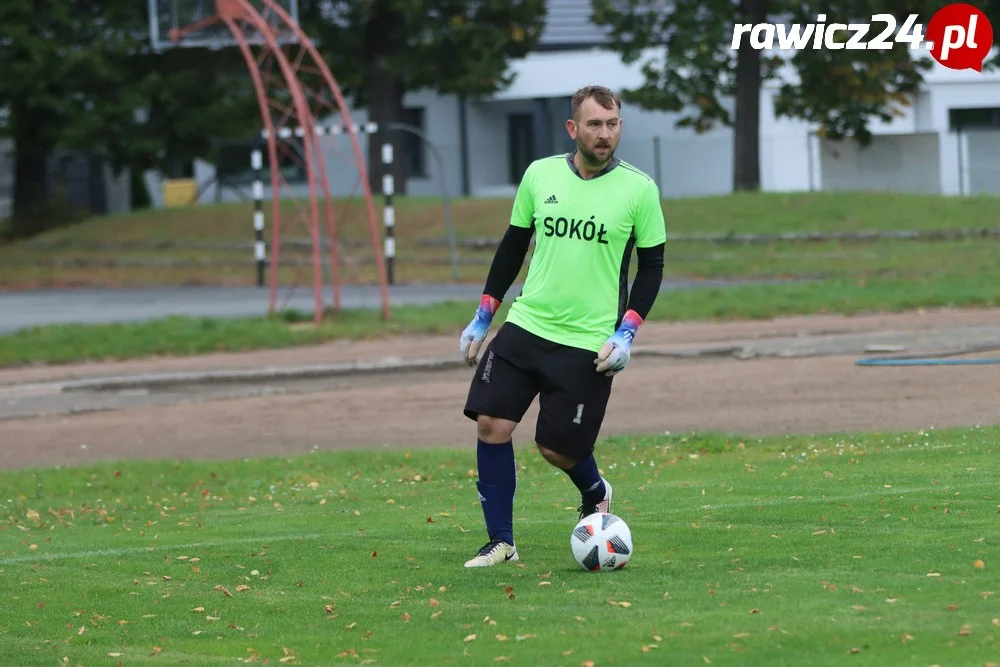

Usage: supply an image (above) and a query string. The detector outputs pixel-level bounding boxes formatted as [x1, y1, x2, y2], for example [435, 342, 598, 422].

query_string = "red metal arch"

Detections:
[171, 0, 391, 324]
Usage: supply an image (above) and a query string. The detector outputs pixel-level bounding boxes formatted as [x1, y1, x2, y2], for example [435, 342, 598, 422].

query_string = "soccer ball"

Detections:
[570, 512, 633, 571]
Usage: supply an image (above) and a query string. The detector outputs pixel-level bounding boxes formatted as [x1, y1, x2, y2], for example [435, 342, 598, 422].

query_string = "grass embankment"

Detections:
[0, 426, 995, 665]
[2, 191, 999, 367]
[2, 191, 999, 288]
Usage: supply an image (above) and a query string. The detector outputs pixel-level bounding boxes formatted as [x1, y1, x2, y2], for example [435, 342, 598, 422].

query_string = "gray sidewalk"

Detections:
[0, 279, 786, 333]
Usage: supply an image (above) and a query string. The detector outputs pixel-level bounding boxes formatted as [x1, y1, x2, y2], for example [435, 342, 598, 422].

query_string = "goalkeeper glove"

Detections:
[594, 310, 643, 376]
[460, 294, 501, 366]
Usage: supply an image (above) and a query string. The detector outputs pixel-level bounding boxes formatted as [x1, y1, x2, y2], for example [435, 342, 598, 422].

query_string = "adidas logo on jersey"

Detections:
[544, 195, 558, 204]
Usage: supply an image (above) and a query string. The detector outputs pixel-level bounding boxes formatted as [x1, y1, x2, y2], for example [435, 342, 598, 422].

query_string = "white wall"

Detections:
[965, 129, 1000, 195]
[819, 133, 941, 194]
[194, 89, 464, 203]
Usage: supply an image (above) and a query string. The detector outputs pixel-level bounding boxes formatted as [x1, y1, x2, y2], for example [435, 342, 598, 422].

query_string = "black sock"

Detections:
[566, 453, 605, 507]
[476, 439, 516, 545]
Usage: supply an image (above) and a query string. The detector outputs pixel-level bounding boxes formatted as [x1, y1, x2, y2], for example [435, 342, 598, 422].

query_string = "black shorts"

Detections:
[463, 322, 614, 460]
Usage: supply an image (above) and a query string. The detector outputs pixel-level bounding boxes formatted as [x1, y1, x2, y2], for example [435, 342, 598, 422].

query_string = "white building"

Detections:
[180, 0, 1000, 206]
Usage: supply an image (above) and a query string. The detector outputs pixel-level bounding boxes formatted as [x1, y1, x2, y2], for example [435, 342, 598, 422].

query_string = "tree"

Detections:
[302, 0, 547, 195]
[591, 0, 1000, 192]
[0, 0, 259, 237]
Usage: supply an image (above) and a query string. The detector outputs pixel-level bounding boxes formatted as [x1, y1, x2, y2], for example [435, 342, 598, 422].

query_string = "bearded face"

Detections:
[567, 96, 621, 169]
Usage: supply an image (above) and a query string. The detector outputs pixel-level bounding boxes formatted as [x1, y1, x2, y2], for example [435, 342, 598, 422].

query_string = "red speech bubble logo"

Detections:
[926, 3, 993, 72]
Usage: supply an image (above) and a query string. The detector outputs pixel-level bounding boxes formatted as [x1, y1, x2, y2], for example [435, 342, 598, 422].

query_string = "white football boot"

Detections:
[464, 539, 519, 567]
[577, 477, 613, 520]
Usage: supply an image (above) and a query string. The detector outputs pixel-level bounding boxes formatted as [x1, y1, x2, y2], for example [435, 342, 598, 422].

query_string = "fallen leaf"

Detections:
[749, 609, 761, 614]
[848, 647, 861, 654]
[371, 551, 377, 558]
[236, 585, 251, 592]
[958, 625, 972, 636]
[947, 604, 958, 611]
[575, 616, 586, 623]
[495, 634, 508, 641]
[561, 650, 573, 656]
[538, 581, 551, 587]
[851, 605, 867, 612]
[582, 662, 595, 667]
[192, 607, 205, 613]
[431, 611, 442, 619]
[973, 560, 985, 569]
[429, 599, 440, 607]
[149, 646, 163, 657]
[901, 634, 914, 643]
[214, 585, 233, 598]
[402, 612, 410, 621]
[464, 634, 477, 642]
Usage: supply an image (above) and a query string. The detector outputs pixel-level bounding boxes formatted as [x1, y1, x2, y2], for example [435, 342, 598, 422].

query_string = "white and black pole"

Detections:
[381, 142, 395, 285]
[250, 145, 266, 288]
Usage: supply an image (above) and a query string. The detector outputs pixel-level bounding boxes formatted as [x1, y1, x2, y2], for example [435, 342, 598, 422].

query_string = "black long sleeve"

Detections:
[627, 242, 665, 320]
[483, 224, 534, 301]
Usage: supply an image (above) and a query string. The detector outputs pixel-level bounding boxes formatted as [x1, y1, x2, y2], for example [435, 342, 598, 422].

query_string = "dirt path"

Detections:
[2, 307, 999, 469]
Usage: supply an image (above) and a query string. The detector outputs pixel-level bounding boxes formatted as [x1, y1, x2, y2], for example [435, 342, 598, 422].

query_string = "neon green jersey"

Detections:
[503, 153, 667, 353]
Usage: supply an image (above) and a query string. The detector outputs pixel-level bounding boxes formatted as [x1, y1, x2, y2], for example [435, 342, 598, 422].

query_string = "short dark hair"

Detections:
[571, 86, 621, 118]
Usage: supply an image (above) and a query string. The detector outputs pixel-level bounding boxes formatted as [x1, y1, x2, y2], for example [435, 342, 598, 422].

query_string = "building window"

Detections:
[949, 107, 1000, 131]
[214, 138, 307, 185]
[401, 107, 427, 178]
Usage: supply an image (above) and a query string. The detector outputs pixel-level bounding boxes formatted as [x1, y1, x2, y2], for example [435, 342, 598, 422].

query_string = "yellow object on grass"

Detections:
[162, 178, 197, 207]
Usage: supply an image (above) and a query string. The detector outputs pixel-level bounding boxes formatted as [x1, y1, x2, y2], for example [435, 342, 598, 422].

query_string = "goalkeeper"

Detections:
[458, 85, 667, 568]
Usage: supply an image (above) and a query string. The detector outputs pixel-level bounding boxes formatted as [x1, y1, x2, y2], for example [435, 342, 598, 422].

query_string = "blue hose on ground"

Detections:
[855, 344, 1000, 367]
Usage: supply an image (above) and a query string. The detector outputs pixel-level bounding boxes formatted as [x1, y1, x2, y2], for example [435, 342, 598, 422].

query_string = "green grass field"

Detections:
[0, 426, 996, 665]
